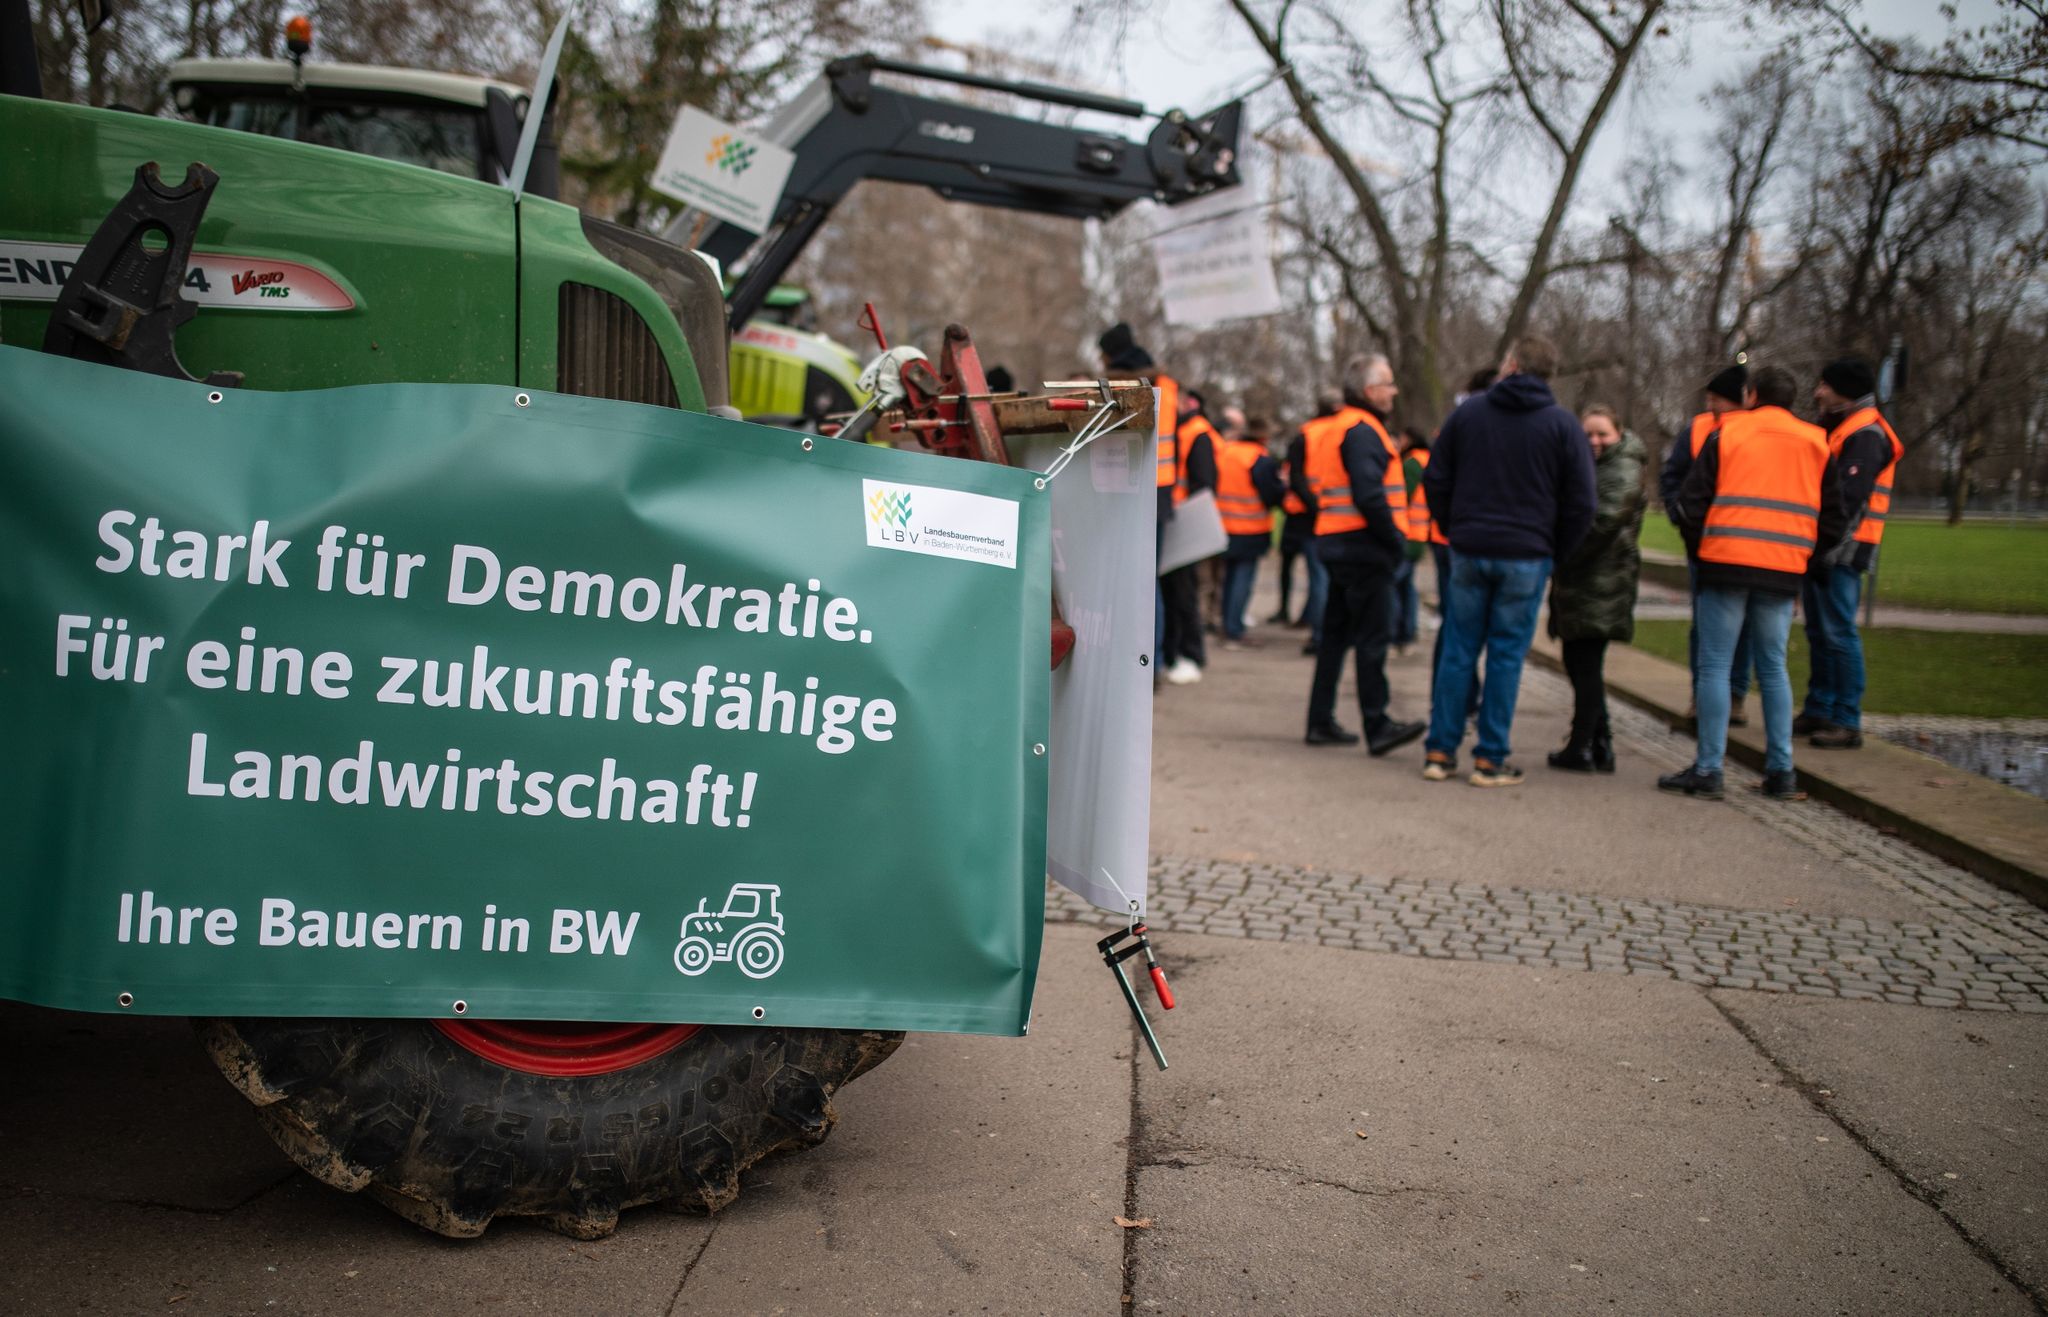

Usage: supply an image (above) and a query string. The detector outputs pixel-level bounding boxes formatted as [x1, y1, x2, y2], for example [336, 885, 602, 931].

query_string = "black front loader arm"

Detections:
[698, 53, 1243, 330]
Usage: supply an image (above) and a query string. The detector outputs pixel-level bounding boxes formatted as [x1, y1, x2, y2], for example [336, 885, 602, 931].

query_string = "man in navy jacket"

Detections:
[1420, 333, 1596, 785]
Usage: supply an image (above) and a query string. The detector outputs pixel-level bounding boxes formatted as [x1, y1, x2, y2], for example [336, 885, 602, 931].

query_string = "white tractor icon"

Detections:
[673, 882, 786, 980]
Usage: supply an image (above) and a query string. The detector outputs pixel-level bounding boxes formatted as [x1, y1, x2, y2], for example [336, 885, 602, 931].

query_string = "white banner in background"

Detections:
[1150, 190, 1284, 328]
[650, 105, 797, 234]
[1019, 431, 1154, 918]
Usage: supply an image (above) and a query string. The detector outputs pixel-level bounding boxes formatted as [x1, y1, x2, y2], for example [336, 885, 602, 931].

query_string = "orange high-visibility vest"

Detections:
[1215, 438, 1272, 535]
[1304, 407, 1407, 537]
[1827, 406, 1905, 546]
[1172, 415, 1220, 507]
[1688, 411, 1716, 458]
[1699, 406, 1829, 575]
[1404, 448, 1432, 543]
[1281, 430, 1310, 515]
[1153, 374, 1181, 490]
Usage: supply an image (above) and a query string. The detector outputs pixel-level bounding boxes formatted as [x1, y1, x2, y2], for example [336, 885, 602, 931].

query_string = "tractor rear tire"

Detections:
[198, 1017, 901, 1238]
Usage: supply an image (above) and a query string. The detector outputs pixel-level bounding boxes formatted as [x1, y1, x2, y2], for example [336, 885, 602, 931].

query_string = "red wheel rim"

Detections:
[433, 1019, 703, 1077]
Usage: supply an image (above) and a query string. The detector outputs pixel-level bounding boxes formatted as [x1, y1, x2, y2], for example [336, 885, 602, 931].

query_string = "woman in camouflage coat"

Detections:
[1547, 405, 1646, 772]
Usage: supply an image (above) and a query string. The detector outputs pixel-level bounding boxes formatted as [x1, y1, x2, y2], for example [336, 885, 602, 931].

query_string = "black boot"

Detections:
[1547, 736, 1596, 772]
[1591, 714, 1615, 773]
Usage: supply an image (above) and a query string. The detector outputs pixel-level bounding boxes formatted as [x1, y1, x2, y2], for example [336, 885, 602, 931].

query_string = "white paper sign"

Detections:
[1019, 433, 1155, 917]
[1150, 190, 1284, 327]
[650, 105, 797, 234]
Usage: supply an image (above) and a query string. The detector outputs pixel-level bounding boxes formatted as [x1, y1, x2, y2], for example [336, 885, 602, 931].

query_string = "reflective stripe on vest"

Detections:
[1304, 407, 1406, 536]
[1173, 415, 1219, 507]
[1404, 448, 1431, 542]
[1154, 374, 1181, 489]
[1699, 406, 1830, 575]
[1827, 406, 1904, 546]
[1216, 439, 1272, 535]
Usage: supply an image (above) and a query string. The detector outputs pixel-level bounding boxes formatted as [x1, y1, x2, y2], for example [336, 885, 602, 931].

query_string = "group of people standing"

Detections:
[1098, 322, 1901, 802]
[1658, 357, 1904, 799]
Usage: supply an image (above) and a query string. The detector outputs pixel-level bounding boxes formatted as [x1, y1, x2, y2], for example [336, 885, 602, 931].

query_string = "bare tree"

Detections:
[1228, 0, 1667, 417]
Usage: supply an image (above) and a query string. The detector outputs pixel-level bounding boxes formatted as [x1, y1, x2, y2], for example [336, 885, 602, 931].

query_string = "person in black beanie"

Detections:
[1798, 355, 1904, 749]
[1661, 365, 1757, 727]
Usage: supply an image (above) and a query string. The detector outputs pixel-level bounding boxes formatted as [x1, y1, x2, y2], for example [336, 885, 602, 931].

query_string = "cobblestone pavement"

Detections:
[1050, 667, 2048, 1013]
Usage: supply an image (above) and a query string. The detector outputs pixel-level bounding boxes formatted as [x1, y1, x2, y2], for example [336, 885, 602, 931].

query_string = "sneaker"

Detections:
[1756, 770, 1806, 801]
[1469, 759, 1524, 788]
[1165, 658, 1203, 686]
[1809, 725, 1862, 749]
[1301, 640, 1319, 656]
[1791, 712, 1829, 736]
[1656, 766, 1725, 800]
[1366, 719, 1427, 757]
[1305, 722, 1361, 746]
[1422, 752, 1455, 781]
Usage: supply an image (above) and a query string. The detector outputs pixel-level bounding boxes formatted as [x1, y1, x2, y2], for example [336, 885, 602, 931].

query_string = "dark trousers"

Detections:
[1276, 519, 1312, 620]
[1161, 563, 1206, 667]
[1307, 559, 1393, 733]
[1560, 637, 1610, 743]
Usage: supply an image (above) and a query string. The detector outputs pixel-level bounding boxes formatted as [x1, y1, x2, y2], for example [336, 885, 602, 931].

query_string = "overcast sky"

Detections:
[922, 0, 1998, 245]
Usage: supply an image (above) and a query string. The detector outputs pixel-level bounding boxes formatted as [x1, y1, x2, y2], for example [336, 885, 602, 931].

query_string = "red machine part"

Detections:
[434, 1019, 703, 1077]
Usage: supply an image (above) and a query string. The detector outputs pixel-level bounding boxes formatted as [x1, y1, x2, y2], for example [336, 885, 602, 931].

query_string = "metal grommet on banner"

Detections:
[1033, 477, 1046, 490]
[1032, 743, 1045, 756]
[451, 999, 468, 1015]
[206, 391, 223, 404]
[116, 991, 134, 1008]
[752, 1006, 766, 1020]
[800, 437, 815, 452]
[514, 393, 531, 408]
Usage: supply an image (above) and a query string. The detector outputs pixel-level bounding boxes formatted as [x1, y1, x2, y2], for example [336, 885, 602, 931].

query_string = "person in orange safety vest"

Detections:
[1660, 364, 1757, 728]
[1797, 356, 1904, 750]
[1099, 321, 1178, 684]
[1301, 354, 1428, 756]
[1277, 390, 1339, 647]
[1662, 364, 1848, 802]
[1156, 386, 1220, 684]
[1216, 410, 1286, 648]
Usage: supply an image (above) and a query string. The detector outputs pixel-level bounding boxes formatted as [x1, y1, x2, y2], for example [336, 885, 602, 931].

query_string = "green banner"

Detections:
[0, 347, 1047, 1034]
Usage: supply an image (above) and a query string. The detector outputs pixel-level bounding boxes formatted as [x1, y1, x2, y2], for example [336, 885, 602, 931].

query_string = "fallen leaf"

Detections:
[1816, 1136, 1830, 1143]
[1114, 1216, 1154, 1230]
[1943, 1172, 1960, 1180]
[344, 1271, 359, 1279]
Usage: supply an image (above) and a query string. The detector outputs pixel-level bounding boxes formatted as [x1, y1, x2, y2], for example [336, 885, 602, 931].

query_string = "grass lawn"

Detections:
[1628, 619, 2048, 719]
[1636, 518, 2048, 616]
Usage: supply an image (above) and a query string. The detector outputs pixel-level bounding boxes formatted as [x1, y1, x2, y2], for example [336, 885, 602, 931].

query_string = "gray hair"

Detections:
[1343, 353, 1394, 395]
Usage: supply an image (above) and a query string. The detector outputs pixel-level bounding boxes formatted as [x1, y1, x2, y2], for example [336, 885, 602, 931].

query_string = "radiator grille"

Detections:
[556, 282, 678, 408]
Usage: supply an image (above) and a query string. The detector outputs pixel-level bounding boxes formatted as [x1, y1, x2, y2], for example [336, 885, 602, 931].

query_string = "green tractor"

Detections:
[0, 12, 888, 1241]
[0, 4, 1237, 1237]
[156, 30, 866, 424]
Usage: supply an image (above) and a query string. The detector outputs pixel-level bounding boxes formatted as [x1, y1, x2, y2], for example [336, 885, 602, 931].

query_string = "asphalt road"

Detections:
[4, 593, 2044, 1315]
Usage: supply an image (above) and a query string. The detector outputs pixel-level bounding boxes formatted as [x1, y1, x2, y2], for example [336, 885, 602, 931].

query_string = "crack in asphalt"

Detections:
[1117, 1016, 1144, 1315]
[1141, 1147, 1455, 1201]
[1705, 990, 2048, 1316]
[662, 1215, 721, 1317]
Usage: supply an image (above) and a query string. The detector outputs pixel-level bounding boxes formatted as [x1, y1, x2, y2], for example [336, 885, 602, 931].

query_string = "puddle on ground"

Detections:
[1881, 729, 2048, 800]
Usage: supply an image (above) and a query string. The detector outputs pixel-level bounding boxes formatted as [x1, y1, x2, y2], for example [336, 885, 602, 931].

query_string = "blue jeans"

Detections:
[1687, 556, 1752, 698]
[1696, 587, 1795, 775]
[1304, 538, 1330, 649]
[1802, 565, 1865, 730]
[1391, 557, 1418, 644]
[1426, 553, 1550, 764]
[1221, 543, 1265, 639]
